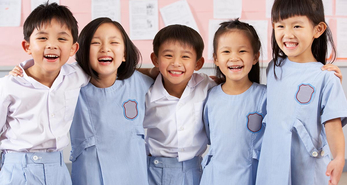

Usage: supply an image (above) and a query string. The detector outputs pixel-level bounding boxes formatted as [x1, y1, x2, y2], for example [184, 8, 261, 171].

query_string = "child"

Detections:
[200, 19, 266, 185]
[256, 0, 347, 185]
[69, 18, 154, 185]
[0, 3, 88, 185]
[144, 25, 216, 185]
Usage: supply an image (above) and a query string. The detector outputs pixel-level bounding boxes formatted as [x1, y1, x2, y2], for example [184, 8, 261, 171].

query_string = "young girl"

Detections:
[200, 19, 266, 185]
[256, 0, 347, 185]
[69, 18, 153, 185]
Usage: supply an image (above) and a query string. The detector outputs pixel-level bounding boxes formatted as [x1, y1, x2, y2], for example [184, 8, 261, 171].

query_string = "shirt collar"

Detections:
[149, 73, 205, 102]
[18, 59, 77, 89]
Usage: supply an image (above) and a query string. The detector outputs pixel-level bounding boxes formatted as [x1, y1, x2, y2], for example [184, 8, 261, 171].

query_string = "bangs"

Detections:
[271, 0, 324, 24]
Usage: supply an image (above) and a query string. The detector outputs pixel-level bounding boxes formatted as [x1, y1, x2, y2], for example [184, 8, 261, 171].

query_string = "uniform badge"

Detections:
[296, 84, 315, 104]
[247, 113, 263, 133]
[123, 100, 138, 120]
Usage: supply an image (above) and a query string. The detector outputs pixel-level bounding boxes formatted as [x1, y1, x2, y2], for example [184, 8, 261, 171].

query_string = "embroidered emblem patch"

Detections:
[123, 100, 138, 120]
[247, 113, 263, 132]
[296, 84, 315, 104]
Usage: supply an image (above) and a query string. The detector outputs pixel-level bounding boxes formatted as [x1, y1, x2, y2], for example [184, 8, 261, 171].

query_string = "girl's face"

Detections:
[214, 30, 259, 84]
[273, 15, 325, 63]
[89, 23, 125, 80]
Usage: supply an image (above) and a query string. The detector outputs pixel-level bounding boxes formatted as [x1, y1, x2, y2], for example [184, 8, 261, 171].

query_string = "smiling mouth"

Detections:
[44, 55, 59, 60]
[228, 66, 243, 70]
[284, 42, 298, 48]
[98, 57, 113, 63]
[169, 71, 184, 75]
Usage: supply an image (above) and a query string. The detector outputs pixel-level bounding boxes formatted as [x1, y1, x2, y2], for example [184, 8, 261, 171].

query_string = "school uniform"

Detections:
[70, 71, 153, 185]
[200, 83, 266, 185]
[144, 73, 216, 185]
[256, 58, 347, 185]
[0, 59, 89, 185]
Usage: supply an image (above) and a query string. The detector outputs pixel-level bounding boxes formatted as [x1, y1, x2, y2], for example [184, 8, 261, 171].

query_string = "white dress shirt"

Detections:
[0, 59, 89, 152]
[144, 73, 216, 162]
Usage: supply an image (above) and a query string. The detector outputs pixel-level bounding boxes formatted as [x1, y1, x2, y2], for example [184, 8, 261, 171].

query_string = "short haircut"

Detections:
[152, 25, 204, 60]
[76, 17, 141, 80]
[23, 2, 78, 43]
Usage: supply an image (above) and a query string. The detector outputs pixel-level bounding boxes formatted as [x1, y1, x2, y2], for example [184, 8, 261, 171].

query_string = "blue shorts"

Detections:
[147, 156, 202, 185]
[0, 151, 71, 185]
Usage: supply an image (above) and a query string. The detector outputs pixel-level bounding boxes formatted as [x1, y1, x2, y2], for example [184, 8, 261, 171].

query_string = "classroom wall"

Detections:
[1, 0, 347, 170]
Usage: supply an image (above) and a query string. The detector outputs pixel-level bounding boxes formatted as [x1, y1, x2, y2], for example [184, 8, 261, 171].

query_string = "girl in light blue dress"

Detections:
[69, 18, 153, 185]
[256, 0, 347, 185]
[200, 19, 266, 185]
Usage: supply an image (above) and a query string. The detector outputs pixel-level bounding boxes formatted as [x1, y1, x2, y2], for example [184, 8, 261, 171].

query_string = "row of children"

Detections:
[1, 0, 347, 184]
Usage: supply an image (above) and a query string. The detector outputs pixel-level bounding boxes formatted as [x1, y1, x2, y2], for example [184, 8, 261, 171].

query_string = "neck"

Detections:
[25, 68, 58, 88]
[221, 78, 253, 95]
[162, 80, 188, 99]
[90, 74, 117, 88]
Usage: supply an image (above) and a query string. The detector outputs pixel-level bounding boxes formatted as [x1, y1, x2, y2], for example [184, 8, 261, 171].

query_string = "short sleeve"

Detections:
[320, 73, 347, 127]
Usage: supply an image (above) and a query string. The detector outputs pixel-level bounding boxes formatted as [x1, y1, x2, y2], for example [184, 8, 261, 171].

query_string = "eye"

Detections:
[294, 25, 301, 28]
[37, 37, 47, 40]
[182, 55, 190, 59]
[91, 41, 100, 45]
[111, 42, 120, 44]
[222, 50, 230, 53]
[276, 25, 284, 28]
[165, 54, 172, 58]
[240, 50, 247, 53]
[58, 38, 67, 41]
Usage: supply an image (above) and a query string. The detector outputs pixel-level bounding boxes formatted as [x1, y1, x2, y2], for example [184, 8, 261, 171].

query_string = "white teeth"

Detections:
[228, 66, 243, 69]
[171, 71, 183, 74]
[99, 58, 112, 61]
[45, 55, 58, 58]
[285, 43, 297, 47]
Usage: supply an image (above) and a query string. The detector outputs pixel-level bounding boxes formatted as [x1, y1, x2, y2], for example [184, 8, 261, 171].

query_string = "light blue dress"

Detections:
[256, 58, 347, 185]
[69, 71, 153, 185]
[200, 83, 266, 185]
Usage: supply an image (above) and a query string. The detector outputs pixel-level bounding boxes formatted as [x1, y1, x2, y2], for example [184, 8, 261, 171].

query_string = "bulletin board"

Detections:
[0, 0, 347, 67]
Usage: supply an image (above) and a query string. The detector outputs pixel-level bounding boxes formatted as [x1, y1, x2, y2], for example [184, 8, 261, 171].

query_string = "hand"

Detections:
[9, 65, 23, 77]
[321, 64, 342, 83]
[326, 157, 345, 185]
[149, 66, 159, 78]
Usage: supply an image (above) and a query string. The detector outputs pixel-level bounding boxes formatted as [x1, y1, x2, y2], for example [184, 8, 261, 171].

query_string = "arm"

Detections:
[321, 64, 342, 83]
[137, 67, 159, 80]
[324, 118, 345, 185]
[8, 65, 23, 77]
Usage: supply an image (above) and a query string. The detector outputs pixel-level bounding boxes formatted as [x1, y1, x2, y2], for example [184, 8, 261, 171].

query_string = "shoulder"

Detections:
[130, 70, 154, 88]
[63, 62, 90, 87]
[192, 73, 217, 89]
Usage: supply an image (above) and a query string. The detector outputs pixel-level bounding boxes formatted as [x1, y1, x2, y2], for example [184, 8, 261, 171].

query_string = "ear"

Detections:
[213, 53, 219, 67]
[70, 42, 79, 56]
[195, 57, 204, 71]
[22, 40, 31, 55]
[313, 22, 327, 39]
[150, 52, 159, 67]
[122, 52, 126, 62]
[253, 52, 260, 65]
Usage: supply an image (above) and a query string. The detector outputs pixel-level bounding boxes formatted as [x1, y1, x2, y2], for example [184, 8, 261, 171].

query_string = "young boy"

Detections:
[144, 25, 216, 185]
[0, 3, 88, 184]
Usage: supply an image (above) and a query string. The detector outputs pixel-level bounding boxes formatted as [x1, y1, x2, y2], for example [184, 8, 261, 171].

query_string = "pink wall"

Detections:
[0, 0, 343, 66]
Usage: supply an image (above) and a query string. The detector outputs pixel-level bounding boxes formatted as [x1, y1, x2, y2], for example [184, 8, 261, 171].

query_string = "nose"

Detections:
[100, 44, 110, 53]
[283, 27, 294, 38]
[46, 41, 58, 50]
[171, 57, 182, 67]
[229, 52, 239, 62]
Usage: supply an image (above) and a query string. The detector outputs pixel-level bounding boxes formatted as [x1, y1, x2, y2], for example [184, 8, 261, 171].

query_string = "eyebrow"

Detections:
[161, 49, 193, 55]
[35, 31, 71, 36]
[92, 36, 121, 39]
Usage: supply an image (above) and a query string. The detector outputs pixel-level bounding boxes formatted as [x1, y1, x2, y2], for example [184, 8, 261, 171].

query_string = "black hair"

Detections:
[213, 18, 261, 84]
[271, 0, 336, 75]
[23, 2, 78, 43]
[152, 24, 204, 60]
[76, 17, 140, 80]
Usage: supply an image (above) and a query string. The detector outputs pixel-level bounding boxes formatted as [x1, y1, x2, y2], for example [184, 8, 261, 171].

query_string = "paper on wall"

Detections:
[160, 0, 199, 32]
[213, 0, 242, 19]
[92, 0, 120, 22]
[129, 0, 158, 40]
[0, 0, 21, 27]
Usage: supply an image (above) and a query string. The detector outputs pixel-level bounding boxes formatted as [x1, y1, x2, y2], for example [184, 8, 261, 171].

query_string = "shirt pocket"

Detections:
[69, 136, 96, 162]
[64, 88, 80, 121]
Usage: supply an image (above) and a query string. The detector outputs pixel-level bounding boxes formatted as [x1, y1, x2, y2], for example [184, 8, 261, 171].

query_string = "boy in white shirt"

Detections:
[0, 3, 88, 185]
[144, 25, 216, 185]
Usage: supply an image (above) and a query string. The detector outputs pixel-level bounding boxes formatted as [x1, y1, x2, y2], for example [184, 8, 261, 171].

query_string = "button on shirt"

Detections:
[144, 73, 216, 162]
[0, 59, 89, 152]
